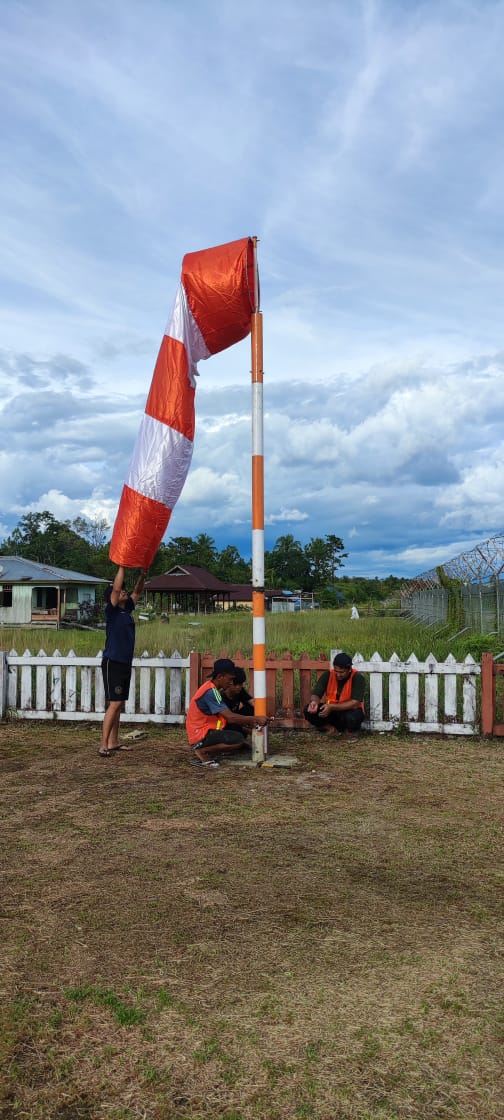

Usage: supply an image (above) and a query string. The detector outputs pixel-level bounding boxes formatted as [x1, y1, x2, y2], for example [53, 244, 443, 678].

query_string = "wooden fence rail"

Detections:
[0, 647, 482, 735]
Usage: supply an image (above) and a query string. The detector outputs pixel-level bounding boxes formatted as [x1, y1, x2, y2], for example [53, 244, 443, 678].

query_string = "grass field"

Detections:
[1, 721, 503, 1119]
[0, 608, 499, 662]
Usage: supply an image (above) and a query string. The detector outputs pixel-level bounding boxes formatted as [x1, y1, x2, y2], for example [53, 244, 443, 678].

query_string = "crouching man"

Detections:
[221, 666, 254, 717]
[304, 651, 365, 737]
[186, 658, 268, 768]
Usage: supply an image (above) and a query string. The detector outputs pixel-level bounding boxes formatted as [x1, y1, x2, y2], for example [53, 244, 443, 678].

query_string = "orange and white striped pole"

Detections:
[250, 237, 267, 763]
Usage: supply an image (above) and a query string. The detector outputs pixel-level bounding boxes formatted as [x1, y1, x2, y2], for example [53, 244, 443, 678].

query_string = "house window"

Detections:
[35, 587, 58, 609]
[0, 585, 13, 608]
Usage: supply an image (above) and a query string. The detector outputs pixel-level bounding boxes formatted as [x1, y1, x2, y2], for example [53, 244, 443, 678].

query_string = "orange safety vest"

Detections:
[186, 679, 228, 745]
[325, 668, 364, 710]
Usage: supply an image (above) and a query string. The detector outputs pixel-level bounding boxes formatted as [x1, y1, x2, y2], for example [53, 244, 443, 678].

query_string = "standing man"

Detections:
[98, 565, 147, 757]
[304, 651, 365, 737]
[186, 658, 267, 768]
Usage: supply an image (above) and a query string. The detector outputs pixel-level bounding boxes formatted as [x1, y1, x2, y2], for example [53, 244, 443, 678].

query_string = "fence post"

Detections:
[266, 659, 277, 717]
[189, 650, 201, 698]
[480, 652, 495, 736]
[281, 651, 294, 720]
[0, 651, 7, 717]
[298, 651, 315, 713]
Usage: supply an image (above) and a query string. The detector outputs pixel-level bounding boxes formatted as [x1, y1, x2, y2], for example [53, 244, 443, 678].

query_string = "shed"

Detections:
[145, 565, 232, 614]
[145, 566, 288, 614]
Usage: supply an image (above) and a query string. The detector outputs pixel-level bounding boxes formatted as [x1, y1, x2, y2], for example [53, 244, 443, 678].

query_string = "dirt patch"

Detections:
[1, 721, 503, 1119]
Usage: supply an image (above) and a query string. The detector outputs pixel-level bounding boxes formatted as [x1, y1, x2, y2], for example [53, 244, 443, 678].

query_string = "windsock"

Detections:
[110, 237, 256, 569]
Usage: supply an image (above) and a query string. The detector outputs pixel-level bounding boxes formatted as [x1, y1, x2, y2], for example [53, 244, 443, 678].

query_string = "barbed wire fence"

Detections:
[401, 533, 504, 636]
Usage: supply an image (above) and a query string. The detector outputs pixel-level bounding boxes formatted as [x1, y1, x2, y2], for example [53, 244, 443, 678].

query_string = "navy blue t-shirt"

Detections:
[103, 598, 136, 664]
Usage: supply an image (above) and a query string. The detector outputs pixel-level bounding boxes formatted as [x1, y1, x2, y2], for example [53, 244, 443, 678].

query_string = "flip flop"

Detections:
[97, 748, 112, 758]
[192, 758, 219, 768]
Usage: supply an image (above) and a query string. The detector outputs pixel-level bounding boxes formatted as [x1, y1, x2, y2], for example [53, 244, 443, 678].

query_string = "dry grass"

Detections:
[1, 721, 503, 1119]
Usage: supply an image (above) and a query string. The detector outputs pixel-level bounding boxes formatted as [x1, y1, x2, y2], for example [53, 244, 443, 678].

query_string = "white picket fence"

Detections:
[0, 647, 482, 734]
[352, 652, 480, 734]
[0, 649, 192, 724]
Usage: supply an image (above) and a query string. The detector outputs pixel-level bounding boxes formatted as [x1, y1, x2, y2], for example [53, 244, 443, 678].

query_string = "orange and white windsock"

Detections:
[110, 238, 256, 569]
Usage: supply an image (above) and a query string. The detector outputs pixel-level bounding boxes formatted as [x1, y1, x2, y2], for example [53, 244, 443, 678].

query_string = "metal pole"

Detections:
[250, 237, 267, 763]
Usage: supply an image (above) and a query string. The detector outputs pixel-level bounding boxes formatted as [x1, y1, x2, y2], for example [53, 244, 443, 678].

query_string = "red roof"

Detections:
[145, 566, 284, 598]
[145, 565, 230, 592]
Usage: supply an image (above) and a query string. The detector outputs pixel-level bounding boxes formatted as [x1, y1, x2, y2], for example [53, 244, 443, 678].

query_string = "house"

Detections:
[145, 565, 288, 614]
[0, 556, 107, 628]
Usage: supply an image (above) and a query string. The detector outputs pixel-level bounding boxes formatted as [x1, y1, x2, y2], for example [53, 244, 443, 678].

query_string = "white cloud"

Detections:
[182, 467, 244, 506]
[266, 508, 309, 524]
[436, 450, 504, 529]
[12, 488, 115, 527]
[391, 538, 491, 571]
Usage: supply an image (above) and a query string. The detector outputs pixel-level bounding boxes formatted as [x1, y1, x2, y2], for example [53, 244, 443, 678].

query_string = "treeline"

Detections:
[0, 514, 405, 604]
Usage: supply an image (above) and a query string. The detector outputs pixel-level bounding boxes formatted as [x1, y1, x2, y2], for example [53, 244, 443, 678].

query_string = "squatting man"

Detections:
[186, 658, 268, 768]
[304, 651, 365, 736]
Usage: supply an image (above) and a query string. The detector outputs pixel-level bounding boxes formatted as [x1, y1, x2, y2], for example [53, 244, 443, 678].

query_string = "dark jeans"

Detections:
[303, 705, 364, 733]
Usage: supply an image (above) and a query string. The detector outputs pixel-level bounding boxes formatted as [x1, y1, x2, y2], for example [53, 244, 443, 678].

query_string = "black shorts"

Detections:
[102, 657, 132, 703]
[191, 729, 246, 751]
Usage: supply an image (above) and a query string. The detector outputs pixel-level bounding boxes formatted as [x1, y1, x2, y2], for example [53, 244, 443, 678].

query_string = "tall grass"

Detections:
[1, 609, 501, 661]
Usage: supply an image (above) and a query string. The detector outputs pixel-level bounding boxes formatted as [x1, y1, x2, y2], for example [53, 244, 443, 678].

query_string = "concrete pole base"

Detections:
[251, 725, 268, 764]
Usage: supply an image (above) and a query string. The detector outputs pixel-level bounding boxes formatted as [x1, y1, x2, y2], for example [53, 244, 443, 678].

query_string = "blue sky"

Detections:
[2, 0, 504, 577]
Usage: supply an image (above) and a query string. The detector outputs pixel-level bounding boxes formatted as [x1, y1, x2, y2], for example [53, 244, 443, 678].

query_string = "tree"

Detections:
[164, 534, 218, 572]
[303, 535, 347, 591]
[193, 533, 218, 571]
[325, 534, 348, 581]
[71, 516, 110, 551]
[147, 541, 176, 577]
[216, 545, 251, 583]
[304, 537, 332, 588]
[269, 535, 310, 589]
[1, 512, 94, 572]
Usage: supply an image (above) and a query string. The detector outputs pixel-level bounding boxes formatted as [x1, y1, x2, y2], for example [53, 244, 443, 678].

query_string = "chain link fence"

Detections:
[403, 581, 504, 635]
